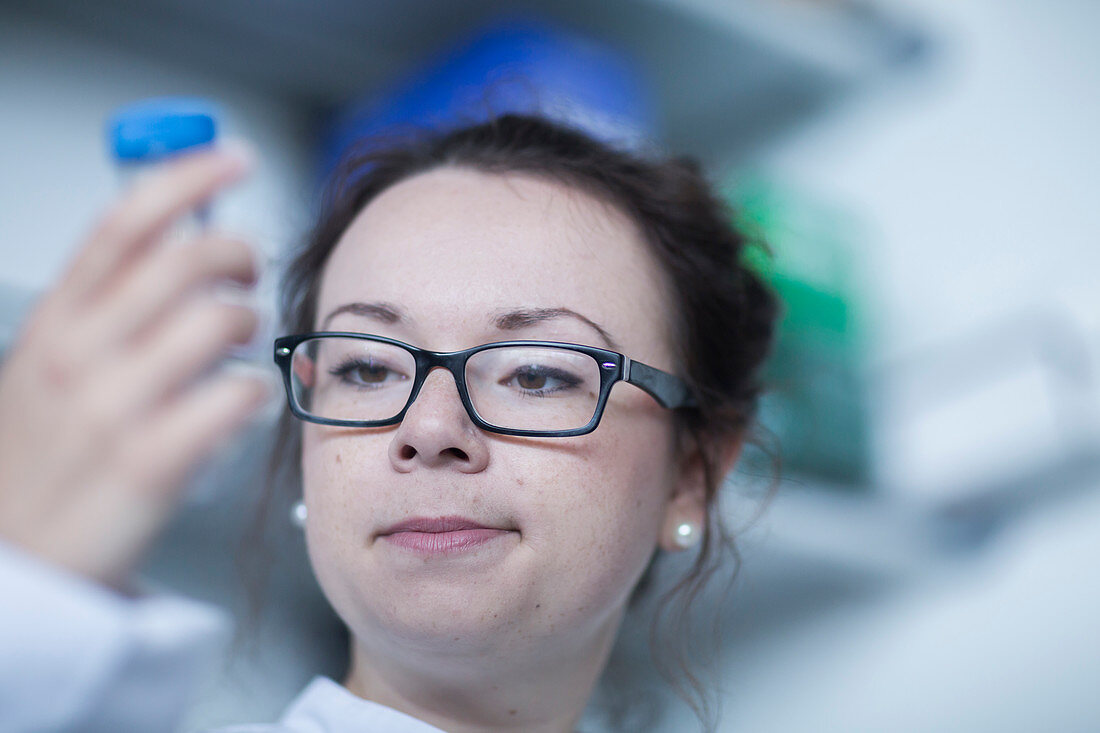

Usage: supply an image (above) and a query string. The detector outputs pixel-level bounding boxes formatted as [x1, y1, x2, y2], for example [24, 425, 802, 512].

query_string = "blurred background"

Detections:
[1, 0, 1098, 731]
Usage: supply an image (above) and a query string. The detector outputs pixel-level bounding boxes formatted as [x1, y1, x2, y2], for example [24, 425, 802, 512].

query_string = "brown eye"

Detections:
[330, 358, 405, 388]
[516, 369, 547, 390]
[356, 363, 389, 383]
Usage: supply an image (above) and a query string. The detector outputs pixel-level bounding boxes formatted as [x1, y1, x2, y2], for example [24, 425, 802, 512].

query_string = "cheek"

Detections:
[301, 426, 391, 508]
[299, 428, 390, 607]
[521, 411, 677, 615]
[301, 427, 360, 529]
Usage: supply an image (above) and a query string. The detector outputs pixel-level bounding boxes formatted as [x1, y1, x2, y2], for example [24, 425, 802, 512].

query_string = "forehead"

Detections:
[316, 166, 673, 359]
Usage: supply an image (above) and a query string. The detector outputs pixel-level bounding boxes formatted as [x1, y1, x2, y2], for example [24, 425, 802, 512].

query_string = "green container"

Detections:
[726, 174, 871, 486]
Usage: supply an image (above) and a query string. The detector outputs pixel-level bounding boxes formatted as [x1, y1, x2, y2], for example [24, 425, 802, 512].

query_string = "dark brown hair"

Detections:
[239, 114, 779, 732]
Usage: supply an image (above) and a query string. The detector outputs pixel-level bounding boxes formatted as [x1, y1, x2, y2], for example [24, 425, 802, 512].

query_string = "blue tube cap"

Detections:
[108, 97, 218, 162]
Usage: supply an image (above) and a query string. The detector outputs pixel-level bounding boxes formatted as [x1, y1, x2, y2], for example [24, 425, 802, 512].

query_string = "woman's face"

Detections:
[302, 167, 701, 666]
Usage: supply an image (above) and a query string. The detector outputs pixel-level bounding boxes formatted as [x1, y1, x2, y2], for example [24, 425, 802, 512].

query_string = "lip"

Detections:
[377, 515, 514, 556]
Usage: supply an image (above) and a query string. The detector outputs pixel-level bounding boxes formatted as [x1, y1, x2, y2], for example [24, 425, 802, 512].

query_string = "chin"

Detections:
[366, 590, 531, 657]
[353, 555, 532, 636]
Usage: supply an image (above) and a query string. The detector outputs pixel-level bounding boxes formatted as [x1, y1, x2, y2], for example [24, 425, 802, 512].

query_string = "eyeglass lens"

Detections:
[289, 337, 603, 431]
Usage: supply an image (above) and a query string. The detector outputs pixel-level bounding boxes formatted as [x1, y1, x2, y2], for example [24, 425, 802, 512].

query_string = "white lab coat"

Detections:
[0, 540, 444, 733]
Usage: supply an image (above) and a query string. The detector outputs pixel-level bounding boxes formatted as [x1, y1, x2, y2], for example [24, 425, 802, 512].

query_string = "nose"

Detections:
[388, 366, 490, 473]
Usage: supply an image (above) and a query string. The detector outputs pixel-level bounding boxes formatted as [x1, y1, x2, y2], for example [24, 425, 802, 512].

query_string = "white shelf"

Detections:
[3, 0, 929, 163]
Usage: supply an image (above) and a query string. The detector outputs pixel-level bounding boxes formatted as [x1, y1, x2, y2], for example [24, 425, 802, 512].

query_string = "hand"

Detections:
[0, 145, 271, 592]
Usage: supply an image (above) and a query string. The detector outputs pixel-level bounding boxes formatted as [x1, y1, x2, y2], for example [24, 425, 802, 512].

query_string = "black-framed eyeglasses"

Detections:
[273, 332, 696, 437]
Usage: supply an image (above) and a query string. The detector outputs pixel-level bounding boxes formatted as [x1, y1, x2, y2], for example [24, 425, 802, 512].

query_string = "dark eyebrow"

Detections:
[320, 301, 405, 330]
[320, 302, 620, 351]
[494, 307, 620, 351]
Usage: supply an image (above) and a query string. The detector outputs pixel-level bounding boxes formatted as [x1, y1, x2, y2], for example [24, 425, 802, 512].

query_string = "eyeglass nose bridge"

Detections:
[398, 348, 481, 426]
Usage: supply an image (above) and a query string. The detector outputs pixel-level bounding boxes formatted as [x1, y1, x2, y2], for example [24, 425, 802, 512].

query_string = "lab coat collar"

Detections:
[280, 676, 447, 732]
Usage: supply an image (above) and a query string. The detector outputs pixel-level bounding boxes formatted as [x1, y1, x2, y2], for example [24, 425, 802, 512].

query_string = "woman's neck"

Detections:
[341, 609, 624, 733]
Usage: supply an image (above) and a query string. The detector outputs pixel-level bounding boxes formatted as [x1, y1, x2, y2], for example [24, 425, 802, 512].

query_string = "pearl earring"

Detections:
[290, 500, 308, 528]
[673, 521, 700, 549]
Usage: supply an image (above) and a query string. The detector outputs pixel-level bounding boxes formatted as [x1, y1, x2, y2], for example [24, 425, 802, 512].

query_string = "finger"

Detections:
[127, 370, 271, 500]
[103, 296, 259, 416]
[83, 232, 259, 348]
[57, 144, 254, 306]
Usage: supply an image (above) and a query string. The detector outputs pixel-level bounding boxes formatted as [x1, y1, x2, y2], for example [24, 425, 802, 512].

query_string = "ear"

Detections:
[658, 433, 744, 552]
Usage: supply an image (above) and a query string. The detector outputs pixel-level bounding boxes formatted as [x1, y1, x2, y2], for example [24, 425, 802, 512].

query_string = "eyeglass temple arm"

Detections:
[625, 359, 697, 409]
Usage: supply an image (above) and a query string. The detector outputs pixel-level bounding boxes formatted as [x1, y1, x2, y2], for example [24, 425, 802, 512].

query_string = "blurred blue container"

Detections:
[319, 17, 659, 182]
[108, 96, 218, 163]
[107, 96, 220, 226]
